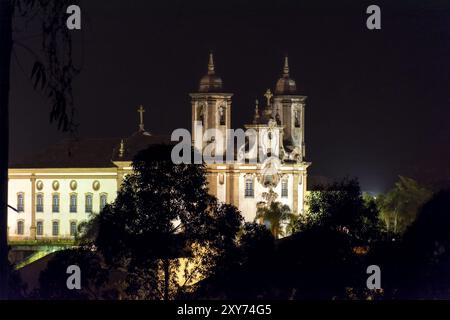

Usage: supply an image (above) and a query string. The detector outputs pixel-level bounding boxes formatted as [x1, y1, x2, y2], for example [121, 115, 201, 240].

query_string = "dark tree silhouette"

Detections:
[37, 249, 110, 300]
[0, 0, 13, 299]
[197, 179, 385, 299]
[400, 190, 450, 298]
[80, 144, 243, 300]
[194, 222, 276, 299]
[303, 178, 383, 244]
[0, 0, 79, 298]
[365, 189, 450, 299]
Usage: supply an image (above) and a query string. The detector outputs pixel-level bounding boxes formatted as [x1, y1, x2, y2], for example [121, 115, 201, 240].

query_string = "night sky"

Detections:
[8, 0, 450, 192]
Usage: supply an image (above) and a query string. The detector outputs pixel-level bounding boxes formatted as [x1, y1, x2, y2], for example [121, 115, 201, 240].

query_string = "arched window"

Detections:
[100, 193, 108, 211]
[17, 220, 24, 235]
[275, 109, 281, 125]
[197, 105, 205, 125]
[52, 193, 60, 213]
[294, 109, 300, 128]
[36, 193, 44, 212]
[219, 106, 226, 125]
[17, 193, 24, 212]
[70, 194, 77, 213]
[85, 193, 93, 213]
[36, 221, 44, 236]
[70, 221, 77, 237]
[52, 221, 59, 236]
[245, 177, 254, 198]
[281, 178, 289, 198]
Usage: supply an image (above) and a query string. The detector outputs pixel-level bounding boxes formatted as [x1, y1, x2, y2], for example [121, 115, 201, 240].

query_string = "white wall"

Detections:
[216, 173, 226, 203]
[8, 171, 118, 240]
[8, 166, 307, 240]
[238, 172, 295, 222]
[8, 179, 32, 238]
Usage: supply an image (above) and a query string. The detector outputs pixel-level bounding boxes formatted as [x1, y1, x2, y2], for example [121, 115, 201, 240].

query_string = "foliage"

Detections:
[1, 0, 81, 299]
[8, 239, 75, 246]
[367, 189, 450, 299]
[256, 201, 294, 239]
[13, 0, 81, 131]
[79, 144, 243, 300]
[376, 176, 431, 235]
[193, 222, 276, 299]
[36, 248, 112, 299]
[6, 262, 26, 299]
[400, 190, 450, 298]
[302, 178, 383, 243]
[36, 176, 450, 300]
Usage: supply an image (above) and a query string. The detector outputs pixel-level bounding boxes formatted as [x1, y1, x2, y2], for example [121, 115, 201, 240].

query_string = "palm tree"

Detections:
[256, 202, 295, 239]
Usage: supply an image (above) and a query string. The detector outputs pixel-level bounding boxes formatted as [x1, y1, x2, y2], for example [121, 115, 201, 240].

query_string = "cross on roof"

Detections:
[264, 89, 273, 106]
[137, 105, 145, 131]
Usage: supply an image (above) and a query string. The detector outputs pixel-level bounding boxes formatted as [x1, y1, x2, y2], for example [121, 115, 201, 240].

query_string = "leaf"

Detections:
[40, 69, 47, 90]
[31, 61, 46, 90]
[31, 61, 40, 78]
[33, 69, 41, 89]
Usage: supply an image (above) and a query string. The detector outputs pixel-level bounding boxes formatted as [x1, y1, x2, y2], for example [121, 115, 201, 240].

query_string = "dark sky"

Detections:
[8, 0, 450, 192]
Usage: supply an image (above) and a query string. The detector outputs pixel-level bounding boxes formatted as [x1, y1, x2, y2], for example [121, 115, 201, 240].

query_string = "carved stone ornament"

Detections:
[70, 180, 77, 191]
[52, 180, 60, 191]
[36, 180, 44, 191]
[92, 180, 100, 191]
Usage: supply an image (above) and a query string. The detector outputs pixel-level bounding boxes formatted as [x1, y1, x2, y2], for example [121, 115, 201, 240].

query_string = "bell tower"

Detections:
[273, 56, 307, 160]
[190, 53, 233, 156]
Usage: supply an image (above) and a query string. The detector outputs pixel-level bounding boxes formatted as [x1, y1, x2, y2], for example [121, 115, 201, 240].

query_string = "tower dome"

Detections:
[275, 56, 297, 95]
[199, 53, 223, 93]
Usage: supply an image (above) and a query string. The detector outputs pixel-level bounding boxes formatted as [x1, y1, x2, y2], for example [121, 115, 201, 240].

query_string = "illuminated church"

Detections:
[7, 54, 310, 241]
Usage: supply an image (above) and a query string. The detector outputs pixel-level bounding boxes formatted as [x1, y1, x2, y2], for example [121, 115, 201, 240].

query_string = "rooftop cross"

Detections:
[137, 105, 145, 131]
[264, 89, 273, 106]
[253, 99, 260, 124]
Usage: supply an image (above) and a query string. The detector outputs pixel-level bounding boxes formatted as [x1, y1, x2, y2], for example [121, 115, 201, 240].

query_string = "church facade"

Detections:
[7, 54, 310, 241]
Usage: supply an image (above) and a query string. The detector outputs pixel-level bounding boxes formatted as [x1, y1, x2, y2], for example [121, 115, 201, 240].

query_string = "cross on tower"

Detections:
[137, 105, 145, 131]
[264, 89, 273, 106]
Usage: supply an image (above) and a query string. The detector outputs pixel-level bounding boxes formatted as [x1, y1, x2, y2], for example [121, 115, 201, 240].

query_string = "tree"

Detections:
[256, 201, 294, 239]
[0, 0, 13, 299]
[377, 176, 431, 235]
[0, 0, 79, 298]
[197, 179, 384, 300]
[193, 222, 276, 299]
[399, 190, 450, 298]
[366, 189, 450, 299]
[82, 144, 243, 300]
[37, 249, 111, 300]
[303, 178, 382, 243]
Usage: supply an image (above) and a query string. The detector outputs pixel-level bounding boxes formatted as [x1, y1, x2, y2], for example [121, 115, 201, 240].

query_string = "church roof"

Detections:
[112, 131, 171, 162]
[10, 133, 171, 169]
[10, 138, 119, 169]
[10, 105, 172, 169]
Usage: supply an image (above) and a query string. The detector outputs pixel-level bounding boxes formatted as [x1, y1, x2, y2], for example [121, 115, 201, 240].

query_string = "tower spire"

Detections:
[208, 52, 215, 75]
[283, 56, 290, 77]
[119, 139, 125, 158]
[253, 99, 260, 124]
